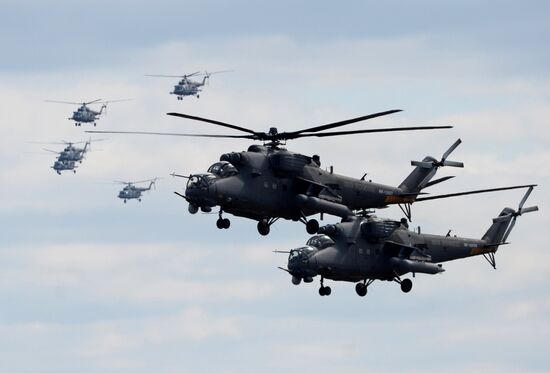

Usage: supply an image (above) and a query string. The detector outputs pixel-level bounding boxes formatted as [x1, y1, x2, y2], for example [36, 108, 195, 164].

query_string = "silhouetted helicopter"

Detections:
[43, 138, 103, 163]
[146, 70, 232, 100]
[117, 178, 157, 203]
[88, 110, 528, 235]
[46, 99, 131, 126]
[279, 186, 538, 297]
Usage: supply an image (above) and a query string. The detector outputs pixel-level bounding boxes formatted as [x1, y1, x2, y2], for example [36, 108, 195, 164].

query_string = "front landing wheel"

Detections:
[257, 220, 270, 236]
[355, 283, 367, 297]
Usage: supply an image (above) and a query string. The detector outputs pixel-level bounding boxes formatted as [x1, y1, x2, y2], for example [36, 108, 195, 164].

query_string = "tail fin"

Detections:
[398, 139, 463, 193]
[482, 208, 515, 246]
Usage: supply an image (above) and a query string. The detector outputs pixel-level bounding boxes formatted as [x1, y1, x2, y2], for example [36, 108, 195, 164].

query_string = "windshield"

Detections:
[288, 246, 315, 263]
[207, 161, 239, 178]
[186, 174, 216, 189]
[306, 235, 335, 250]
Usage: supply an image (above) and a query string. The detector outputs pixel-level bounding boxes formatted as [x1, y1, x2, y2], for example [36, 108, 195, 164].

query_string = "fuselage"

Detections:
[184, 145, 412, 222]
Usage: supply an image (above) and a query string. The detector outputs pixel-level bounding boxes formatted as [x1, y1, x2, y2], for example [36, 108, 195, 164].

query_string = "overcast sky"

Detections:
[1, 1, 548, 372]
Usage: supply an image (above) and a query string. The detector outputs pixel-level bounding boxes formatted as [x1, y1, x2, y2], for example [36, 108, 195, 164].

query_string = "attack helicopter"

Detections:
[279, 186, 538, 297]
[46, 99, 131, 126]
[146, 71, 232, 100]
[89, 110, 533, 235]
[117, 178, 158, 203]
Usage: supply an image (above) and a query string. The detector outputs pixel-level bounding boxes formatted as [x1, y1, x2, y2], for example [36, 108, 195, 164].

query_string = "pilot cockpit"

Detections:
[186, 174, 216, 189]
[306, 234, 335, 250]
[289, 246, 316, 263]
[207, 161, 239, 178]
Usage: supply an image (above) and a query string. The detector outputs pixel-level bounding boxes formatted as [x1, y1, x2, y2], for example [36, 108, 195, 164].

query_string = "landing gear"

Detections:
[216, 218, 230, 229]
[400, 278, 413, 293]
[355, 283, 367, 297]
[306, 219, 319, 234]
[216, 210, 230, 229]
[394, 277, 413, 293]
[196, 94, 200, 98]
[257, 220, 270, 236]
[291, 276, 301, 285]
[124, 200, 127, 204]
[318, 277, 331, 296]
[355, 279, 374, 297]
[93, 122, 96, 127]
[188, 204, 199, 214]
[138, 198, 142, 202]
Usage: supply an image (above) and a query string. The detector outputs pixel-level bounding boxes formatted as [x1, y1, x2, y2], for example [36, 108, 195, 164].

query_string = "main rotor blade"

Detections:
[293, 125, 452, 138]
[102, 98, 132, 104]
[85, 130, 254, 139]
[167, 112, 258, 135]
[414, 184, 537, 202]
[45, 100, 84, 105]
[85, 99, 102, 105]
[285, 109, 402, 137]
[145, 74, 184, 78]
[205, 70, 234, 75]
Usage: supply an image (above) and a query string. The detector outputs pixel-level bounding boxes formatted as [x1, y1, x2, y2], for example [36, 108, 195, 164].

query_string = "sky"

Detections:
[0, 1, 549, 372]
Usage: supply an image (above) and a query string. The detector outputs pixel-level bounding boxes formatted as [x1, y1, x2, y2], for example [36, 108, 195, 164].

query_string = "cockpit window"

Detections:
[207, 161, 239, 178]
[306, 235, 334, 250]
[187, 174, 216, 189]
[288, 246, 314, 262]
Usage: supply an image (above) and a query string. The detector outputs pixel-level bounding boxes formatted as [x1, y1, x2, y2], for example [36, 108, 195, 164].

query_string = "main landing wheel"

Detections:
[257, 220, 270, 236]
[216, 218, 230, 229]
[400, 278, 413, 293]
[319, 286, 331, 296]
[306, 219, 319, 234]
[123, 200, 127, 204]
[355, 283, 367, 297]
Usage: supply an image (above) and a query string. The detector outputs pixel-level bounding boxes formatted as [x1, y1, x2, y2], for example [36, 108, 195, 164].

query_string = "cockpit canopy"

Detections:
[306, 234, 335, 250]
[207, 161, 239, 178]
[186, 174, 216, 189]
[289, 246, 316, 262]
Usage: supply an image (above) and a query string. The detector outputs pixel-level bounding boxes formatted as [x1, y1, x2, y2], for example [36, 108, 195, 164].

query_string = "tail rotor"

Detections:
[499, 186, 539, 242]
[411, 138, 464, 169]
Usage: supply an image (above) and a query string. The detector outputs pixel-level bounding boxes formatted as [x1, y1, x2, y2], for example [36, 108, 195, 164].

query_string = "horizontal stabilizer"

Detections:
[422, 176, 455, 189]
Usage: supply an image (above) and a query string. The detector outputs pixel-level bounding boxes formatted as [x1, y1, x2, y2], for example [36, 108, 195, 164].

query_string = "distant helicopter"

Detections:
[146, 71, 232, 100]
[52, 159, 77, 175]
[117, 178, 158, 203]
[46, 99, 131, 126]
[44, 138, 102, 163]
[279, 186, 538, 297]
[89, 110, 532, 235]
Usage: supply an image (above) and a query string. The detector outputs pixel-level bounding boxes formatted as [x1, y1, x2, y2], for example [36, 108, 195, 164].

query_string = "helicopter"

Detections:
[145, 71, 232, 100]
[52, 159, 77, 175]
[279, 185, 538, 297]
[43, 138, 102, 163]
[88, 110, 533, 235]
[117, 178, 158, 203]
[46, 99, 131, 126]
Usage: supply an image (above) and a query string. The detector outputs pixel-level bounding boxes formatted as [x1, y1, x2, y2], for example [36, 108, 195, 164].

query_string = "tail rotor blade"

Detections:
[442, 160, 464, 168]
[441, 138, 462, 161]
[411, 160, 434, 168]
[518, 186, 534, 211]
[519, 206, 539, 214]
[502, 217, 517, 242]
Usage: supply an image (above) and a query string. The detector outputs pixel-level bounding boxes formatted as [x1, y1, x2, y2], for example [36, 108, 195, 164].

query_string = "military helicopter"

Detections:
[145, 71, 232, 100]
[117, 178, 158, 203]
[88, 110, 533, 235]
[279, 186, 538, 297]
[46, 99, 131, 126]
[52, 159, 77, 175]
[43, 138, 102, 163]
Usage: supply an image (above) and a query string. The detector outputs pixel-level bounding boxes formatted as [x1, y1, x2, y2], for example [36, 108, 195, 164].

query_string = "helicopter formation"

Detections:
[42, 69, 538, 298]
